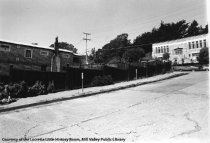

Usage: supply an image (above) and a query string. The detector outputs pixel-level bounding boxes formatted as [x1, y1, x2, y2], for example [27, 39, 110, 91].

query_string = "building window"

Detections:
[156, 47, 158, 53]
[161, 47, 163, 53]
[192, 53, 199, 58]
[167, 46, 169, 53]
[192, 42, 195, 49]
[0, 44, 10, 52]
[25, 49, 32, 58]
[158, 47, 160, 53]
[40, 50, 49, 56]
[163, 47, 166, 53]
[189, 54, 190, 57]
[188, 42, 191, 49]
[175, 48, 183, 55]
[62, 53, 70, 58]
[204, 39, 207, 47]
[196, 41, 199, 48]
[200, 40, 202, 48]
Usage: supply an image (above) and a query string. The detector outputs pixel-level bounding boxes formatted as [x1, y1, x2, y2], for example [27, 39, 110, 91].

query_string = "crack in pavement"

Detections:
[75, 124, 99, 135]
[128, 94, 169, 108]
[23, 124, 39, 143]
[127, 84, 203, 109]
[21, 97, 157, 139]
[24, 124, 39, 138]
[19, 88, 184, 139]
[27, 126, 67, 138]
[112, 122, 155, 136]
[4, 90, 184, 140]
[171, 112, 201, 138]
[25, 109, 122, 138]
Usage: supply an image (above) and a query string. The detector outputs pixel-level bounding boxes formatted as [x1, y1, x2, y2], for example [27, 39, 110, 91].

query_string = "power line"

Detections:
[97, 42, 153, 52]
[74, 39, 83, 46]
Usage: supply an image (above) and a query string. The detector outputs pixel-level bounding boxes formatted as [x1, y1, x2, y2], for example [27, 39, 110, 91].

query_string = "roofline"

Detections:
[152, 34, 208, 46]
[74, 53, 84, 56]
[0, 38, 76, 54]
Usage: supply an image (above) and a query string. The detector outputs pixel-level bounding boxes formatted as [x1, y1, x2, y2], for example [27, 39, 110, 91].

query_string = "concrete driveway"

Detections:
[0, 72, 209, 143]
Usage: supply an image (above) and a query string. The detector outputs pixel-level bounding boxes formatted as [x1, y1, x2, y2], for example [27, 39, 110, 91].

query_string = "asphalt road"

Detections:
[0, 72, 209, 143]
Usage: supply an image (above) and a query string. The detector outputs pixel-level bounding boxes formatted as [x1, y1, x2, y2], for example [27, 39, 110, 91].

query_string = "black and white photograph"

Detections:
[0, 0, 209, 143]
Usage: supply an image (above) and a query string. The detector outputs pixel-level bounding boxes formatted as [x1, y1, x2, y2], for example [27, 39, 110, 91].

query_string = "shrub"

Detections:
[47, 81, 55, 93]
[8, 83, 19, 98]
[0, 83, 5, 100]
[91, 75, 113, 86]
[7, 81, 29, 98]
[17, 81, 28, 98]
[163, 53, 170, 60]
[197, 47, 209, 64]
[28, 81, 47, 97]
[0, 80, 55, 101]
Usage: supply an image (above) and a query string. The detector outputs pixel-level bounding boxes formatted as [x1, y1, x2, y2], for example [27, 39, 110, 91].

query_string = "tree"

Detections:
[94, 19, 206, 64]
[203, 24, 208, 34]
[197, 47, 209, 64]
[133, 32, 153, 53]
[100, 33, 131, 63]
[199, 24, 208, 34]
[50, 42, 77, 53]
[94, 50, 104, 63]
[132, 20, 189, 53]
[89, 48, 96, 61]
[163, 53, 170, 60]
[122, 48, 145, 63]
[187, 20, 200, 37]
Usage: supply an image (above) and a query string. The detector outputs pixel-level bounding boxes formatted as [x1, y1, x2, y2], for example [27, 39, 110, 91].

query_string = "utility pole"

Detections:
[83, 32, 91, 64]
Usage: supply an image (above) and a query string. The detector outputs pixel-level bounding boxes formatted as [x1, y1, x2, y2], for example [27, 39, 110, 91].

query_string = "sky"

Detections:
[0, 0, 208, 54]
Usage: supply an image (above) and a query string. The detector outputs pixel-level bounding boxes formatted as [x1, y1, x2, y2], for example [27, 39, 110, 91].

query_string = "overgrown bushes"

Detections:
[0, 80, 55, 100]
[91, 75, 113, 86]
[8, 81, 28, 98]
[28, 81, 47, 97]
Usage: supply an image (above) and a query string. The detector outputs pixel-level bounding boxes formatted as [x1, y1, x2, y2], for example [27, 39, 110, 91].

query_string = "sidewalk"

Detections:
[0, 72, 188, 113]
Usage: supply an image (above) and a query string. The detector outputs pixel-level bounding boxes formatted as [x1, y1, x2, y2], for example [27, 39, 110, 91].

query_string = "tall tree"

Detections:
[187, 20, 200, 37]
[203, 24, 208, 34]
[89, 48, 96, 61]
[199, 24, 208, 34]
[122, 48, 145, 63]
[133, 20, 189, 53]
[99, 33, 131, 63]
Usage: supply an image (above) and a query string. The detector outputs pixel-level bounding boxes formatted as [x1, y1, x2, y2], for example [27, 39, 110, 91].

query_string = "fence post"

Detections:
[81, 72, 84, 92]
[127, 63, 130, 81]
[146, 61, 148, 77]
[136, 69, 138, 80]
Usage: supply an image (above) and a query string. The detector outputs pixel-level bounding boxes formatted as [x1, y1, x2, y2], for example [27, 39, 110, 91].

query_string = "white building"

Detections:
[152, 34, 208, 64]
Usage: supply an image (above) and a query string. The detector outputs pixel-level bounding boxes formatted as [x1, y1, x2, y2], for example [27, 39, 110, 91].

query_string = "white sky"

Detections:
[0, 0, 208, 54]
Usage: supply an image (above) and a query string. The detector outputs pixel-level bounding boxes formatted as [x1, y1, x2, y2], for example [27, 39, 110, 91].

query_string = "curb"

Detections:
[0, 72, 188, 113]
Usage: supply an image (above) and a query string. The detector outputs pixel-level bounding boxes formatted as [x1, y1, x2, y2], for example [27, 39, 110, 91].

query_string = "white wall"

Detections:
[152, 34, 208, 64]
